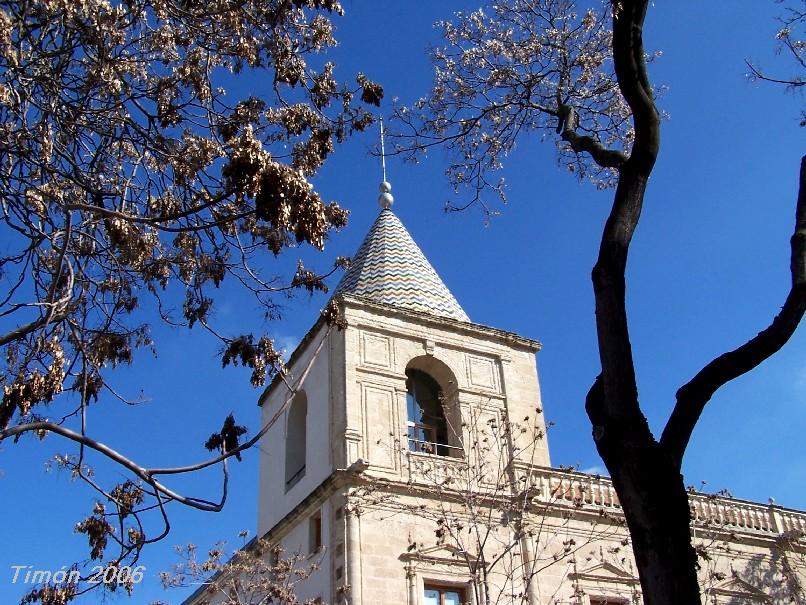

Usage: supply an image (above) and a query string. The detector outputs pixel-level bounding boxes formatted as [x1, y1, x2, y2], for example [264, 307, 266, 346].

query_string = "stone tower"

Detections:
[255, 182, 551, 604]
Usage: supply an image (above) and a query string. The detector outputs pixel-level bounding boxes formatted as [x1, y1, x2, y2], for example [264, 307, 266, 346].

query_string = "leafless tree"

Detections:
[156, 534, 327, 605]
[695, 527, 806, 604]
[353, 406, 632, 605]
[747, 0, 805, 125]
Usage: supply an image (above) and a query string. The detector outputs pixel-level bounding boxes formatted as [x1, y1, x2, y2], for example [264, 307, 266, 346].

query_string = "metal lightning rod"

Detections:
[380, 116, 387, 183]
[377, 117, 394, 210]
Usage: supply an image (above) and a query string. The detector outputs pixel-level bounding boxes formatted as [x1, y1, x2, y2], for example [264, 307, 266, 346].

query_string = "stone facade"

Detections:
[246, 294, 806, 605]
[185, 207, 806, 605]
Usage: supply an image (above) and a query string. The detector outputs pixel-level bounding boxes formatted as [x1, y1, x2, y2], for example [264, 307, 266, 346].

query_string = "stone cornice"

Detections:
[341, 294, 541, 352]
[258, 317, 329, 406]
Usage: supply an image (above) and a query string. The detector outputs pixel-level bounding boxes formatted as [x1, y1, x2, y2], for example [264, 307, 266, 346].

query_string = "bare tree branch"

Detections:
[661, 155, 806, 468]
[0, 0, 381, 590]
[557, 104, 628, 169]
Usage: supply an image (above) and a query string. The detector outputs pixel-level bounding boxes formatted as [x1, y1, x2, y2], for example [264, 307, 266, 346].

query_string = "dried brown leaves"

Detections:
[0, 0, 381, 597]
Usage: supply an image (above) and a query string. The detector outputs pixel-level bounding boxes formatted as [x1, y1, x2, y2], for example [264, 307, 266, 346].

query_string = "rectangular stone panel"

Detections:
[360, 331, 392, 368]
[467, 354, 499, 391]
[361, 384, 398, 470]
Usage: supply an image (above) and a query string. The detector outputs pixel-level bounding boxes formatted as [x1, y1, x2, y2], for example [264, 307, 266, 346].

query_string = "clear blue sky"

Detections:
[1, 2, 804, 604]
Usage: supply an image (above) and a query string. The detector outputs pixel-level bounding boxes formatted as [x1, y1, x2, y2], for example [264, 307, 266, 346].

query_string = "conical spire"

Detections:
[335, 121, 468, 321]
[334, 203, 469, 322]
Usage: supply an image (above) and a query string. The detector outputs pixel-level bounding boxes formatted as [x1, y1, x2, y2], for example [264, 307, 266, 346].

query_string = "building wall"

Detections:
[349, 478, 806, 605]
[188, 473, 806, 605]
[276, 496, 335, 604]
[257, 323, 341, 535]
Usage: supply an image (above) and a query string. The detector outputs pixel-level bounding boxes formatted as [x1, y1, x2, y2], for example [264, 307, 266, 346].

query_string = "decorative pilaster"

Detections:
[405, 564, 417, 605]
[345, 504, 363, 605]
[520, 529, 541, 605]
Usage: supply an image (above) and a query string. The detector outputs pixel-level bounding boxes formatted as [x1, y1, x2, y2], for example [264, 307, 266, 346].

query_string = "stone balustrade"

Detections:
[522, 464, 806, 538]
[404, 454, 806, 539]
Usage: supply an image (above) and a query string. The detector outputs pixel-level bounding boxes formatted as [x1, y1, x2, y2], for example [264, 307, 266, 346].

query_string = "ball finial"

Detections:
[378, 181, 393, 209]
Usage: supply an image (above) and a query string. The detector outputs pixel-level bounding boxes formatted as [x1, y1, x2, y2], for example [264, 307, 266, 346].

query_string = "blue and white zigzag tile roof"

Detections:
[334, 208, 470, 322]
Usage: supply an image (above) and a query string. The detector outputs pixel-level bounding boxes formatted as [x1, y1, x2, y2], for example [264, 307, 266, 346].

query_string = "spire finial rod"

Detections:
[380, 116, 387, 183]
[378, 116, 394, 210]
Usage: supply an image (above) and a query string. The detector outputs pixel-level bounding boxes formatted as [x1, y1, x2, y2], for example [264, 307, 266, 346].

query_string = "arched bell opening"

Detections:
[405, 356, 463, 457]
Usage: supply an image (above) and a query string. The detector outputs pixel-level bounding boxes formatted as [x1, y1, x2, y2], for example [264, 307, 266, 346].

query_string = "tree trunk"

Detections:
[587, 3, 806, 604]
[596, 421, 701, 604]
[582, 2, 704, 601]
[586, 169, 703, 602]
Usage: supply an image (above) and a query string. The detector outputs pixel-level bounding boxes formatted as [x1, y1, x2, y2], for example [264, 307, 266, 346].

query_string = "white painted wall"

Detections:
[273, 497, 334, 604]
[257, 323, 337, 535]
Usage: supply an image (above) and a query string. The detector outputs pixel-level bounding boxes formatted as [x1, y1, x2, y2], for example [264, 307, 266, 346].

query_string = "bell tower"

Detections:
[255, 178, 549, 604]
